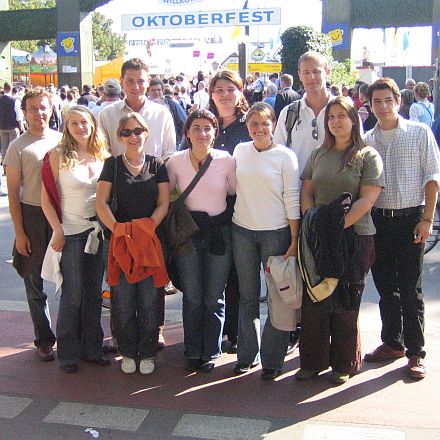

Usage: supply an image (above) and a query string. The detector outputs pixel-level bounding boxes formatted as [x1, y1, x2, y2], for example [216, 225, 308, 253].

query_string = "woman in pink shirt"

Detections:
[166, 109, 236, 372]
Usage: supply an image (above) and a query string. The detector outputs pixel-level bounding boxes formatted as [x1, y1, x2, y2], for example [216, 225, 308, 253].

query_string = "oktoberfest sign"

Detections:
[121, 9, 281, 30]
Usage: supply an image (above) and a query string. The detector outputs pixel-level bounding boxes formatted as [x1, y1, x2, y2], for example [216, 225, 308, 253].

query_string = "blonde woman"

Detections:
[41, 105, 109, 373]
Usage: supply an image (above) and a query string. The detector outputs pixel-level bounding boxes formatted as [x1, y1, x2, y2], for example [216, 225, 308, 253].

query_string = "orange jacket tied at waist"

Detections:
[107, 217, 169, 288]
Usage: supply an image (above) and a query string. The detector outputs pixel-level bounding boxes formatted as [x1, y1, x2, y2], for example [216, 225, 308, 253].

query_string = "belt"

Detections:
[86, 215, 98, 222]
[372, 206, 423, 218]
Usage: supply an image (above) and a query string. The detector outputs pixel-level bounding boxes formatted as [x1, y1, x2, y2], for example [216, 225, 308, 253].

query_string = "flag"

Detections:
[193, 50, 200, 57]
[207, 52, 214, 59]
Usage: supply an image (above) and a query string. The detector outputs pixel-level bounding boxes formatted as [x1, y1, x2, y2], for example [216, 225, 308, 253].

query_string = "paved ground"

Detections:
[0, 175, 439, 440]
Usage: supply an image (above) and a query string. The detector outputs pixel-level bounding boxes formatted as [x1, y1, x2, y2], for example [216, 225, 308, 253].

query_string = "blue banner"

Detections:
[57, 32, 80, 57]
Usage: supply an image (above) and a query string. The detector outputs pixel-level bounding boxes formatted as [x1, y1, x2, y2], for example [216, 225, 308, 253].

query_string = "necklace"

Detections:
[123, 153, 145, 168]
[190, 148, 211, 170]
[253, 142, 273, 153]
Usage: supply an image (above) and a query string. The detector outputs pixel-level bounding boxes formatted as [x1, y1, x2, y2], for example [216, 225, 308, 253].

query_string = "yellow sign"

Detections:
[327, 28, 344, 47]
[226, 63, 282, 73]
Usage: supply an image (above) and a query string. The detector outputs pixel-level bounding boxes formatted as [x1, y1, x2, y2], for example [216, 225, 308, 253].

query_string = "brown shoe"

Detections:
[364, 343, 405, 362]
[37, 345, 55, 362]
[408, 356, 426, 379]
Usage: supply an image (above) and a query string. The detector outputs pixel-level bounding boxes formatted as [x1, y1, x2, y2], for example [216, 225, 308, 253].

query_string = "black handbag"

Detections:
[164, 154, 213, 257]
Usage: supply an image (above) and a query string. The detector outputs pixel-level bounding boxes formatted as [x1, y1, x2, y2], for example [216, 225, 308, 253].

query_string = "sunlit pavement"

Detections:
[0, 175, 439, 440]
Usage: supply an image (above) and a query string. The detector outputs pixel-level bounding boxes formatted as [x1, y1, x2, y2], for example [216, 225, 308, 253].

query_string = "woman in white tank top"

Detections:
[41, 105, 109, 373]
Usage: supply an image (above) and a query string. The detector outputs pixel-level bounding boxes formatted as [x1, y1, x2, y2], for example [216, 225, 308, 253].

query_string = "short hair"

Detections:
[148, 77, 164, 90]
[21, 86, 52, 111]
[366, 77, 401, 104]
[298, 51, 328, 70]
[280, 74, 293, 88]
[183, 109, 219, 148]
[121, 58, 149, 78]
[265, 83, 278, 96]
[414, 82, 430, 99]
[405, 78, 416, 87]
[117, 112, 150, 139]
[246, 101, 276, 125]
[359, 83, 369, 96]
[3, 82, 11, 92]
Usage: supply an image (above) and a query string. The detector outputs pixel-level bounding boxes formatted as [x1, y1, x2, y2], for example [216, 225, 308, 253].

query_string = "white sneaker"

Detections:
[121, 356, 136, 374]
[139, 358, 155, 375]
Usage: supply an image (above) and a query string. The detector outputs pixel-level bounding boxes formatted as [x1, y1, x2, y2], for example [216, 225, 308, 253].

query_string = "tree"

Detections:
[329, 58, 358, 88]
[92, 12, 126, 61]
[9, 0, 56, 53]
[280, 26, 333, 89]
[9, 0, 126, 61]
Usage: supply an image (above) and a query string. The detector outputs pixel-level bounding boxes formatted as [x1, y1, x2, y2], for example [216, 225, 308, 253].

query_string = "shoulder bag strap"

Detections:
[110, 155, 118, 208]
[177, 153, 213, 203]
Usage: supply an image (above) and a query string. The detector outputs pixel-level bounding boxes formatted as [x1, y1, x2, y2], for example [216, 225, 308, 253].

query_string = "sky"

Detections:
[96, 0, 432, 75]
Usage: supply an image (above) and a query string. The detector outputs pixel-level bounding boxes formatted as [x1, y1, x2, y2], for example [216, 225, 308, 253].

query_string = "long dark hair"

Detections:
[208, 70, 249, 123]
[322, 96, 366, 169]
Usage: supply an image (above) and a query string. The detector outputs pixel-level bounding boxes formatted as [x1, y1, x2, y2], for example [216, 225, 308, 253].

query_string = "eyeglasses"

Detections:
[311, 118, 318, 140]
[120, 127, 145, 137]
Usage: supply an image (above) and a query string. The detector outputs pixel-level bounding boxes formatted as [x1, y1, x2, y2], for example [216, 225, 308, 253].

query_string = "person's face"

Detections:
[298, 59, 329, 94]
[67, 112, 93, 146]
[327, 104, 354, 140]
[121, 68, 148, 103]
[23, 95, 51, 132]
[187, 117, 216, 149]
[371, 89, 400, 125]
[119, 117, 147, 152]
[211, 79, 241, 115]
[246, 112, 274, 145]
[147, 84, 163, 101]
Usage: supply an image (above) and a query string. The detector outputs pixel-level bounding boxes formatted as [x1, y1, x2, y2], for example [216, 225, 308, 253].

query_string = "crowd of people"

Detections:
[1, 51, 439, 384]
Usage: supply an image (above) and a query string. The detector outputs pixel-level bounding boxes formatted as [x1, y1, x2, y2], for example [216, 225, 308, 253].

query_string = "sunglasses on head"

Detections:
[311, 118, 318, 140]
[120, 127, 145, 137]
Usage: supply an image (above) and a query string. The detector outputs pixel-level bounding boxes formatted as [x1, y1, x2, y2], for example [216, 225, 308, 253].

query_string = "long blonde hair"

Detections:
[58, 105, 108, 169]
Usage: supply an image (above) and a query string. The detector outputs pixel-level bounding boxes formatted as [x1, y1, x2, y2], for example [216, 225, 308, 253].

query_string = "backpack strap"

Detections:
[285, 100, 301, 148]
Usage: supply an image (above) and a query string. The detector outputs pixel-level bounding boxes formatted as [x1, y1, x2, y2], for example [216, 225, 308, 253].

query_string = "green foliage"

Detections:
[92, 12, 126, 61]
[280, 26, 333, 89]
[9, 0, 56, 52]
[329, 58, 357, 88]
[8, 1, 125, 61]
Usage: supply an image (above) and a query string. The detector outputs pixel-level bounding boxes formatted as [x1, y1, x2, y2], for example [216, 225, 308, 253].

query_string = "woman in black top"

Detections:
[96, 112, 169, 375]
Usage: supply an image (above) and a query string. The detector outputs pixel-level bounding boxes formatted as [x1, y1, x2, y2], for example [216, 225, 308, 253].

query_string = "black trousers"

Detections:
[371, 210, 426, 358]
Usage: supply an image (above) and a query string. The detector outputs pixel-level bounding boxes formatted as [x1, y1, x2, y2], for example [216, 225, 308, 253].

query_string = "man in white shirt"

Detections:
[192, 81, 210, 111]
[363, 77, 440, 380]
[273, 51, 334, 176]
[98, 58, 176, 159]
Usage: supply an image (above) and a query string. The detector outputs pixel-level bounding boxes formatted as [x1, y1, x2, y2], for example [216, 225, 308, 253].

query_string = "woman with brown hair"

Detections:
[298, 96, 384, 383]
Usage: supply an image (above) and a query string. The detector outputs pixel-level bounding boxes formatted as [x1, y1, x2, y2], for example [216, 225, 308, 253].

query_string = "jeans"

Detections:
[23, 265, 56, 348]
[232, 224, 291, 370]
[176, 225, 232, 361]
[112, 273, 160, 359]
[371, 210, 426, 358]
[57, 230, 104, 367]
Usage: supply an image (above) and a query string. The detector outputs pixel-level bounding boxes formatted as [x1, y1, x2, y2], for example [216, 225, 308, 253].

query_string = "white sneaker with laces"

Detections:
[139, 358, 155, 375]
[121, 356, 136, 374]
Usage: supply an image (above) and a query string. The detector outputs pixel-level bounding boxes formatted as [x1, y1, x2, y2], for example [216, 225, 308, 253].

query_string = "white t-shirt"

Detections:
[193, 89, 210, 110]
[232, 142, 300, 231]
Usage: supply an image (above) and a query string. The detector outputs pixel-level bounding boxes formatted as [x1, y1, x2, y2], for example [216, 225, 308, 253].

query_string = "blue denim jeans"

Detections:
[112, 273, 160, 360]
[232, 224, 291, 370]
[23, 265, 56, 348]
[57, 230, 104, 367]
[176, 225, 232, 361]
